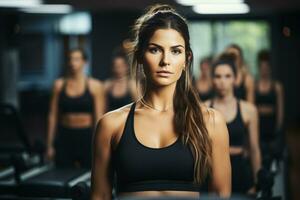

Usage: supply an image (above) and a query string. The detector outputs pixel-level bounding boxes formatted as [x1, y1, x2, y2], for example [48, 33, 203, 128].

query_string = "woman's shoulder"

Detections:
[52, 78, 64, 93]
[274, 80, 283, 92]
[240, 100, 257, 114]
[239, 100, 257, 122]
[201, 105, 225, 125]
[88, 77, 104, 87]
[203, 99, 212, 107]
[95, 103, 133, 138]
[201, 105, 228, 139]
[87, 77, 105, 94]
[102, 79, 113, 92]
[244, 72, 254, 86]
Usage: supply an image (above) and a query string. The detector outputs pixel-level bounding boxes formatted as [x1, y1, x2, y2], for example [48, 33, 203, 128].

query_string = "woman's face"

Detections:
[200, 61, 210, 75]
[142, 28, 186, 87]
[112, 57, 128, 78]
[213, 64, 235, 97]
[68, 51, 85, 73]
[259, 60, 271, 77]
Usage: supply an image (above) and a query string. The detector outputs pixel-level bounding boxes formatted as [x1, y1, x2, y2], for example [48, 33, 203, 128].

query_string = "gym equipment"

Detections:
[0, 103, 90, 199]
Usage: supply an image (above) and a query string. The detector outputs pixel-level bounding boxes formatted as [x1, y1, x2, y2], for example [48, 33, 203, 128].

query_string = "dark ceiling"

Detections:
[44, 0, 300, 15]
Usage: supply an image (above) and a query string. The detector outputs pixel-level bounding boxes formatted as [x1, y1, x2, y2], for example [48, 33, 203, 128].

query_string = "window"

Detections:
[189, 20, 270, 78]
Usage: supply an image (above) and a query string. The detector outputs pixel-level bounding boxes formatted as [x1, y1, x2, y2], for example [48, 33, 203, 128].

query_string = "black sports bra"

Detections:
[58, 78, 94, 114]
[211, 99, 247, 147]
[199, 89, 214, 102]
[106, 83, 132, 111]
[255, 82, 277, 108]
[112, 103, 201, 194]
[234, 76, 247, 100]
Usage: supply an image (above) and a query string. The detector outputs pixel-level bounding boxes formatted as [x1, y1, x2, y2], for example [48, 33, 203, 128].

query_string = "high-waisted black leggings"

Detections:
[231, 154, 254, 194]
[54, 125, 93, 169]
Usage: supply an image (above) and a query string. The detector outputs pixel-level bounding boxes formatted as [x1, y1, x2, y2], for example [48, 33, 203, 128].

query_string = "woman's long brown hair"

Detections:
[128, 4, 212, 184]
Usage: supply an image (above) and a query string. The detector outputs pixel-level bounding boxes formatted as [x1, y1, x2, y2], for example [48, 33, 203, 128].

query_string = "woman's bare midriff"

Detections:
[257, 105, 275, 115]
[60, 113, 93, 128]
[230, 147, 244, 155]
[119, 190, 200, 198]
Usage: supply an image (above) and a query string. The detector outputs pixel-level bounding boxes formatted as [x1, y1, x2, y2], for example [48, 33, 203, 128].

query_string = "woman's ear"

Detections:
[185, 51, 192, 68]
[187, 51, 192, 62]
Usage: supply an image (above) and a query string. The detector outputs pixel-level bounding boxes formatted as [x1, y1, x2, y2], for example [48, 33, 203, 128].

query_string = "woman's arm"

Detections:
[245, 74, 255, 103]
[206, 108, 231, 197]
[46, 79, 63, 160]
[91, 114, 114, 200]
[90, 79, 106, 125]
[102, 80, 111, 112]
[245, 102, 261, 183]
[275, 81, 284, 131]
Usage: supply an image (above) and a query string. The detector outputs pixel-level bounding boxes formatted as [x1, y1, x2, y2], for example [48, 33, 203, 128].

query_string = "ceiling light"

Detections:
[193, 3, 250, 14]
[177, 0, 244, 6]
[20, 4, 72, 14]
[0, 0, 41, 8]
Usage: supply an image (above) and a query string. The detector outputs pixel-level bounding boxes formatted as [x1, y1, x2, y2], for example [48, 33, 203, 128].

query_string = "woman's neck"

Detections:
[143, 84, 176, 112]
[215, 93, 235, 105]
[199, 72, 210, 81]
[67, 71, 85, 81]
[260, 74, 271, 81]
[113, 75, 128, 82]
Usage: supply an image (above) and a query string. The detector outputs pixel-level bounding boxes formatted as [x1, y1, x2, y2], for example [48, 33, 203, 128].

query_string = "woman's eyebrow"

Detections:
[148, 43, 185, 49]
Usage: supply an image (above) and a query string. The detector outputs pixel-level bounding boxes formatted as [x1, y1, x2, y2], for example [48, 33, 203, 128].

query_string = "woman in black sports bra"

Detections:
[91, 4, 231, 199]
[195, 56, 214, 102]
[46, 48, 105, 168]
[205, 53, 261, 194]
[226, 44, 255, 103]
[255, 50, 284, 168]
[104, 50, 137, 111]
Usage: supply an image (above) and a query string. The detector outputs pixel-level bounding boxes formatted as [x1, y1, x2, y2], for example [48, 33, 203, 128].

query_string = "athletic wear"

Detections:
[210, 99, 254, 193]
[231, 154, 254, 193]
[55, 126, 92, 168]
[199, 89, 214, 102]
[112, 103, 201, 193]
[58, 79, 94, 114]
[55, 78, 94, 168]
[255, 82, 277, 142]
[107, 85, 132, 111]
[211, 100, 247, 147]
[255, 82, 278, 169]
[234, 78, 247, 100]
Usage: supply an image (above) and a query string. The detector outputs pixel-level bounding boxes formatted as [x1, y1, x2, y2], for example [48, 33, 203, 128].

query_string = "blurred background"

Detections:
[0, 0, 299, 199]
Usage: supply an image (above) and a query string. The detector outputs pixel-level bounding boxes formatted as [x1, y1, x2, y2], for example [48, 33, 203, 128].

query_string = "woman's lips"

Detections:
[156, 70, 173, 77]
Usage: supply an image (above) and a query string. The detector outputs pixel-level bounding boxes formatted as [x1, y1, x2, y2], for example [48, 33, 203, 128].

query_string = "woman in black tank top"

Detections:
[206, 53, 261, 195]
[104, 50, 137, 111]
[226, 44, 255, 103]
[91, 4, 231, 199]
[255, 50, 284, 169]
[46, 48, 105, 168]
[195, 56, 214, 102]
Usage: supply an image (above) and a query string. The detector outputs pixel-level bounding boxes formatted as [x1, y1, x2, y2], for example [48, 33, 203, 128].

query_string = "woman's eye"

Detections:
[171, 49, 182, 55]
[149, 47, 160, 54]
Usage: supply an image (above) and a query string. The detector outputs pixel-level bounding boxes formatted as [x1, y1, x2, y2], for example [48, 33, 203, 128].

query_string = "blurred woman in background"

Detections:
[104, 51, 137, 111]
[255, 49, 284, 168]
[46, 48, 105, 168]
[195, 56, 214, 101]
[226, 44, 255, 103]
[206, 53, 261, 194]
